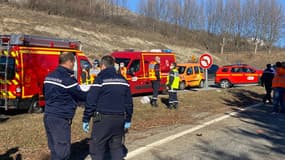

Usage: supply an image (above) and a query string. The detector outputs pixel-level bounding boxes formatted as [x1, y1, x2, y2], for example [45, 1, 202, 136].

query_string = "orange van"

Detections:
[177, 63, 205, 89]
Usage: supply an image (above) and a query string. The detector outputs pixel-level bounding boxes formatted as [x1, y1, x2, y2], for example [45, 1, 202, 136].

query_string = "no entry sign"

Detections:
[199, 53, 213, 69]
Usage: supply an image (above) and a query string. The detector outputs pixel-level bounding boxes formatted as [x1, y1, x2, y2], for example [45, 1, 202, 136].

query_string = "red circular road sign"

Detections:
[199, 53, 213, 69]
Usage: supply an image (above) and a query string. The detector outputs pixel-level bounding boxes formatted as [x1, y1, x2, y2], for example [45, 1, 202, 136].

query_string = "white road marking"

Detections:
[125, 103, 262, 159]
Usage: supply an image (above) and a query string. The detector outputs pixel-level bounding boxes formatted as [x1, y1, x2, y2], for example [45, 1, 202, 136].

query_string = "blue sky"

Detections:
[126, 0, 139, 13]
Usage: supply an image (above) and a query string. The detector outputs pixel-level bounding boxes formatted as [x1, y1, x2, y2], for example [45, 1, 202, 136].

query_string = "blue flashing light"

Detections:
[162, 49, 172, 53]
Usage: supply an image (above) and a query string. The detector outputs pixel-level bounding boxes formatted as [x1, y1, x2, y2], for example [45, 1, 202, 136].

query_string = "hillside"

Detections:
[0, 4, 284, 68]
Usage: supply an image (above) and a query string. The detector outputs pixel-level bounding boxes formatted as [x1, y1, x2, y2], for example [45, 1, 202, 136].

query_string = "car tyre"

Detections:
[179, 81, 186, 90]
[28, 98, 43, 113]
[220, 80, 231, 89]
[199, 80, 205, 88]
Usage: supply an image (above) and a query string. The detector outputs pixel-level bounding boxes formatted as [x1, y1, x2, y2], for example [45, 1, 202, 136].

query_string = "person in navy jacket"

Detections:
[261, 64, 275, 104]
[43, 52, 87, 160]
[82, 55, 133, 160]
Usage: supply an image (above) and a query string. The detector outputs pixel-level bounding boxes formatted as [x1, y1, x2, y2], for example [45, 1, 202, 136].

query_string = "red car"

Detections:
[215, 64, 263, 88]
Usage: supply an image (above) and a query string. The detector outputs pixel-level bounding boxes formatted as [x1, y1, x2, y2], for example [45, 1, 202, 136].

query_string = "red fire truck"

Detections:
[111, 49, 176, 94]
[0, 34, 91, 112]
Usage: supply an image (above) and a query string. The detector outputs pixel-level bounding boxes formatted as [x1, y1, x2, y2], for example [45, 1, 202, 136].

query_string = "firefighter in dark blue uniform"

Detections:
[82, 55, 133, 160]
[150, 56, 161, 107]
[261, 64, 275, 104]
[43, 52, 87, 160]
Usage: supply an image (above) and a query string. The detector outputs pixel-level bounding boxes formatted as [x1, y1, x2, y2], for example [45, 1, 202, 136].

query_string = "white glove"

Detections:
[79, 84, 91, 92]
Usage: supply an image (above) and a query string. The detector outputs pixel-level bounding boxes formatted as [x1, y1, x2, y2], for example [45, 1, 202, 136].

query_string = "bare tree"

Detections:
[264, 0, 284, 53]
[168, 0, 182, 34]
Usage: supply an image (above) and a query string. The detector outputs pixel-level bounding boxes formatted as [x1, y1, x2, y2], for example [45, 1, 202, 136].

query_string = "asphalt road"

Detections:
[125, 103, 285, 160]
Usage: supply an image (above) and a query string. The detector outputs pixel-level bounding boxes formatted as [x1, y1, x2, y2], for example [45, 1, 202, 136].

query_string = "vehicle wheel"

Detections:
[179, 81, 186, 90]
[220, 80, 231, 89]
[28, 98, 43, 113]
[199, 80, 205, 88]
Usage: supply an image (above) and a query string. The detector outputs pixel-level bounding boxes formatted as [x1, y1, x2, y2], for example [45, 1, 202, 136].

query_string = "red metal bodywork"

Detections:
[215, 64, 263, 86]
[111, 51, 176, 94]
[0, 35, 90, 110]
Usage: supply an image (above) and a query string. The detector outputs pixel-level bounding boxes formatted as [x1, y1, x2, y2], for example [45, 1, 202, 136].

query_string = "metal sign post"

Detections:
[205, 69, 208, 89]
[199, 53, 213, 89]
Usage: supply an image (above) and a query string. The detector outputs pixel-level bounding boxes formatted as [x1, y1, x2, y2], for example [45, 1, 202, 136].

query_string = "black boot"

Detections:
[151, 99, 158, 107]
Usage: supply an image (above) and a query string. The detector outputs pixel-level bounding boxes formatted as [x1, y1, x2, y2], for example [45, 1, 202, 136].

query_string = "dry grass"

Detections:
[0, 86, 264, 159]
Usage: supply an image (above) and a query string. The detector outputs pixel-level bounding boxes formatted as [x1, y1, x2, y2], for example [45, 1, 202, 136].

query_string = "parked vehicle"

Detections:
[208, 64, 219, 80]
[215, 64, 263, 88]
[177, 63, 205, 90]
[111, 49, 176, 94]
[0, 34, 91, 112]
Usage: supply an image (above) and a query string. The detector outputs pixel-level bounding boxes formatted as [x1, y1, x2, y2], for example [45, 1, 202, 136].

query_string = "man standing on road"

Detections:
[261, 64, 275, 104]
[149, 56, 161, 107]
[166, 62, 180, 109]
[271, 62, 285, 113]
[82, 55, 133, 160]
[43, 52, 87, 160]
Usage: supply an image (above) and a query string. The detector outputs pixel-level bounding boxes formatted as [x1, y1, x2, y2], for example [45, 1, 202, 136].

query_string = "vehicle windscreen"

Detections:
[0, 55, 16, 80]
[115, 58, 131, 67]
[178, 66, 186, 74]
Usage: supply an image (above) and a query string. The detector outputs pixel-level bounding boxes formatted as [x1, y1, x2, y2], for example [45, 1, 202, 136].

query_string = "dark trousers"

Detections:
[263, 85, 272, 103]
[151, 80, 160, 101]
[273, 88, 285, 112]
[44, 115, 71, 160]
[168, 90, 178, 104]
[90, 114, 125, 160]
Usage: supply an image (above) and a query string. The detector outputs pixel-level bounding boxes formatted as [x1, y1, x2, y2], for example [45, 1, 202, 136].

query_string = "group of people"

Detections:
[41, 52, 285, 160]
[81, 59, 127, 85]
[83, 55, 180, 110]
[43, 52, 133, 160]
[149, 56, 180, 109]
[43, 52, 180, 160]
[260, 62, 285, 113]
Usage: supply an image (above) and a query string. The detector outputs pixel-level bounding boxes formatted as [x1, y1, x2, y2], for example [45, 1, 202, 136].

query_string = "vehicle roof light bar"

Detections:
[0, 34, 82, 50]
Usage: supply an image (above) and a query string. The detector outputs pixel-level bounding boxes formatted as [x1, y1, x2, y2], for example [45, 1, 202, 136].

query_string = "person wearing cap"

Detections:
[166, 62, 180, 109]
[261, 64, 275, 104]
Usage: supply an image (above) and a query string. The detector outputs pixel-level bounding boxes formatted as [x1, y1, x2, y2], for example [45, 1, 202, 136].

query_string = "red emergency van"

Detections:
[0, 34, 91, 112]
[111, 49, 176, 94]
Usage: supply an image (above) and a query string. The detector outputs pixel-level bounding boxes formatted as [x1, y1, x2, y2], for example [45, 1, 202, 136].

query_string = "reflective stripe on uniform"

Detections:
[91, 82, 129, 87]
[44, 81, 78, 89]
